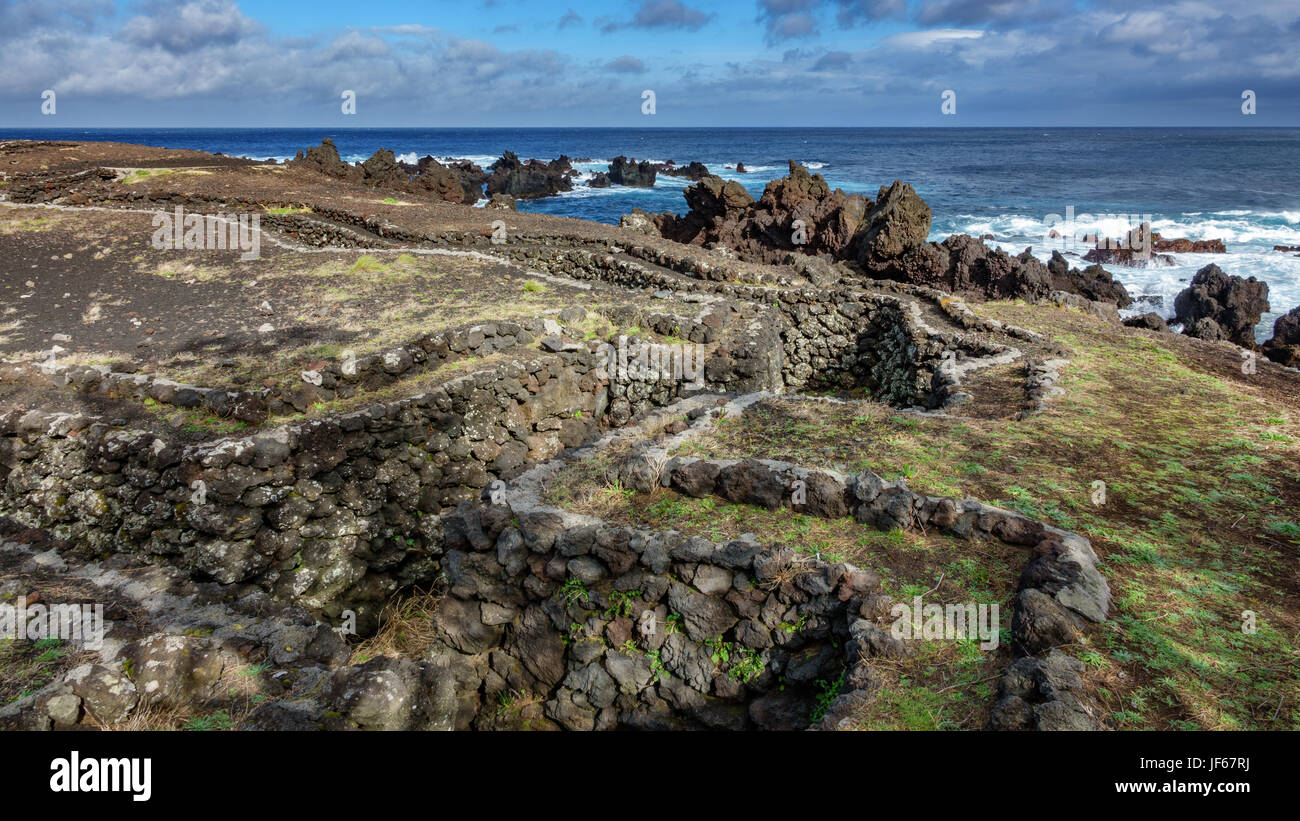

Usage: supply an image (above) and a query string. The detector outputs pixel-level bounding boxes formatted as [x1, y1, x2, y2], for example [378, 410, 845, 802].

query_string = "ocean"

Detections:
[6, 127, 1300, 340]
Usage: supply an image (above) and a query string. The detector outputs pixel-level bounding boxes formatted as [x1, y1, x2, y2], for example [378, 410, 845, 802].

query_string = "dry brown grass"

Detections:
[350, 586, 444, 664]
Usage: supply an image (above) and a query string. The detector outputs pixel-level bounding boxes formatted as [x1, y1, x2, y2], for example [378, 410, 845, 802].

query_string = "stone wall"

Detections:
[0, 313, 788, 630]
[37, 317, 545, 424]
[343, 411, 1112, 730]
[0, 351, 610, 630]
[496, 244, 986, 408]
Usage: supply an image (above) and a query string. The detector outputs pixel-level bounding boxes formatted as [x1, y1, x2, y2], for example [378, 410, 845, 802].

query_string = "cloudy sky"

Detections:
[2, 0, 1298, 127]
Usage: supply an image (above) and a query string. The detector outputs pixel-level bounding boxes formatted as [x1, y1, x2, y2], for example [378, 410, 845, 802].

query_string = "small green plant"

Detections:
[647, 649, 669, 682]
[664, 612, 682, 635]
[779, 614, 808, 635]
[810, 672, 846, 724]
[728, 647, 765, 683]
[618, 639, 641, 656]
[184, 711, 235, 731]
[705, 636, 733, 666]
[1078, 650, 1107, 669]
[522, 280, 546, 293]
[1266, 519, 1300, 544]
[603, 589, 643, 619]
[560, 578, 590, 607]
[496, 689, 530, 714]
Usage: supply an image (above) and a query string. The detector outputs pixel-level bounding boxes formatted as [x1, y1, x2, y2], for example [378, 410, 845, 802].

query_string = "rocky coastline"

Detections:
[0, 136, 1296, 733]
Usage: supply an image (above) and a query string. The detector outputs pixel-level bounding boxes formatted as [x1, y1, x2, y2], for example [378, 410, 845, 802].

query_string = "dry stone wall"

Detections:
[495, 243, 996, 408]
[327, 394, 1113, 731]
[0, 306, 788, 631]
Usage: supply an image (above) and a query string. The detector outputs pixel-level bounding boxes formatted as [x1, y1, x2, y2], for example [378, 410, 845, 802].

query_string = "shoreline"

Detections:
[7, 128, 1296, 335]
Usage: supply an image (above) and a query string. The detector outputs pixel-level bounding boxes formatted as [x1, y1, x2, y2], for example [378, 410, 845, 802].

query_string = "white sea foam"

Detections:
[934, 211, 1300, 342]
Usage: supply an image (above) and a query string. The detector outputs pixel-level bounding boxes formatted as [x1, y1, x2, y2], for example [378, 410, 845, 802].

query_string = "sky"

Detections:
[1, 0, 1299, 127]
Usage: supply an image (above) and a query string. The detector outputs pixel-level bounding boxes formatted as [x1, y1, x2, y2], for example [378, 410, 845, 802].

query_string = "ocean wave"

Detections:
[939, 212, 1300, 250]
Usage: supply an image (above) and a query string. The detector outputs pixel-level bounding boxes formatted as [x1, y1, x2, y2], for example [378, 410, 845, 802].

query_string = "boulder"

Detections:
[608, 156, 657, 187]
[1173, 264, 1270, 348]
[1122, 312, 1169, 333]
[1152, 234, 1226, 253]
[485, 152, 575, 199]
[657, 161, 710, 181]
[989, 650, 1101, 731]
[289, 138, 359, 181]
[414, 155, 485, 204]
[851, 180, 931, 262]
[1262, 305, 1300, 368]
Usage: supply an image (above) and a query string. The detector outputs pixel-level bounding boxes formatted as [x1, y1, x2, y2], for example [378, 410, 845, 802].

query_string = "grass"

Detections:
[544, 464, 1022, 730]
[121, 168, 212, 184]
[670, 301, 1300, 730]
[349, 254, 390, 274]
[349, 587, 442, 664]
[264, 205, 312, 215]
[0, 637, 87, 706]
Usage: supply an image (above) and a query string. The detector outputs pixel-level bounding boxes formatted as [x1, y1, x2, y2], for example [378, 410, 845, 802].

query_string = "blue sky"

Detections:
[1, 0, 1298, 127]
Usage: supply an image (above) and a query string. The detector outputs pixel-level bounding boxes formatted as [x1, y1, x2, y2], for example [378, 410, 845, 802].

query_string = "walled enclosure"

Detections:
[0, 221, 1105, 730]
[0, 239, 1028, 626]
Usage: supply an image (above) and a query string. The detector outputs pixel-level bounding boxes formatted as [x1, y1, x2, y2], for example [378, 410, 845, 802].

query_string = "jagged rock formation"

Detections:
[485, 152, 576, 199]
[1263, 305, 1300, 367]
[1046, 251, 1133, 307]
[1153, 234, 1226, 253]
[413, 156, 486, 205]
[292, 138, 358, 180]
[608, 156, 657, 187]
[1173, 263, 1270, 347]
[875, 239, 1131, 308]
[289, 139, 485, 205]
[645, 161, 874, 262]
[627, 161, 1132, 308]
[657, 161, 710, 181]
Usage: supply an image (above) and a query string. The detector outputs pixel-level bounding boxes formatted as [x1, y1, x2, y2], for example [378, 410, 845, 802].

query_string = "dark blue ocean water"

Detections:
[5, 127, 1300, 334]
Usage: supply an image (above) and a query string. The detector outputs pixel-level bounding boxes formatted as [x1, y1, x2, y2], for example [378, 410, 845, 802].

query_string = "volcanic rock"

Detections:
[608, 156, 657, 187]
[657, 161, 709, 181]
[1262, 305, 1300, 367]
[288, 140, 485, 205]
[1173, 264, 1270, 348]
[1122, 312, 1170, 333]
[851, 180, 931, 263]
[1152, 234, 1226, 253]
[486, 152, 575, 199]
[290, 138, 359, 181]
